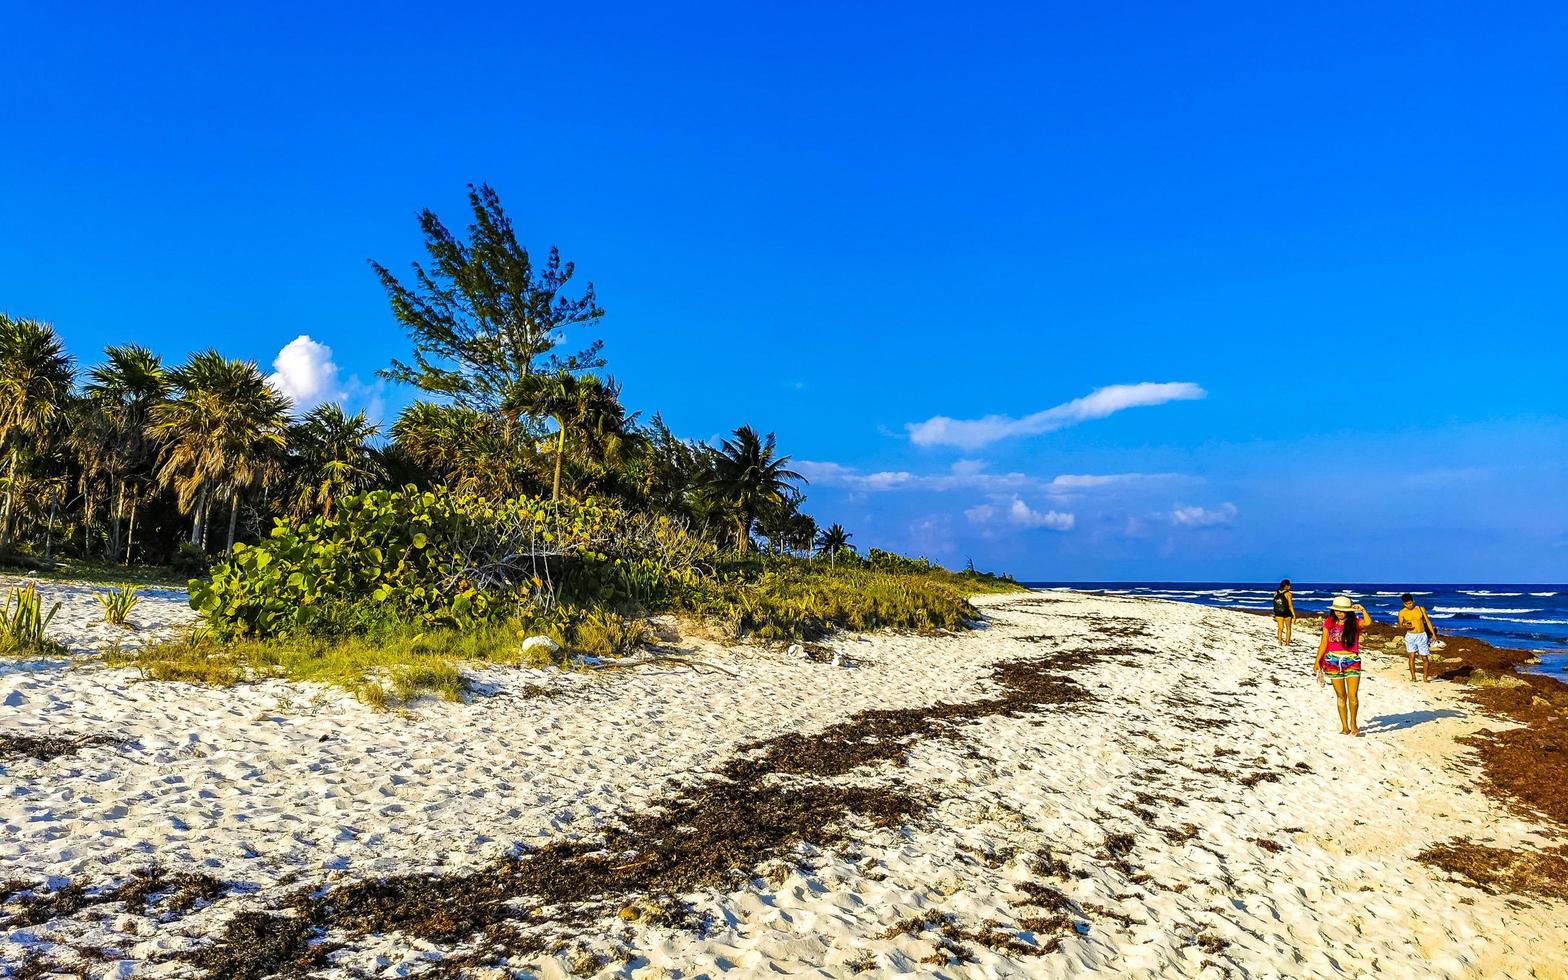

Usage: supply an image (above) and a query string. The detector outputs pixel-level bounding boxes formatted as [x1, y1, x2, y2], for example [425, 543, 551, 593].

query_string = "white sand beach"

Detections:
[3, 587, 1566, 977]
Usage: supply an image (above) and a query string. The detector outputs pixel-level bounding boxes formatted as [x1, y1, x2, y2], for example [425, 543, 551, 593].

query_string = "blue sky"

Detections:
[3, 2, 1565, 581]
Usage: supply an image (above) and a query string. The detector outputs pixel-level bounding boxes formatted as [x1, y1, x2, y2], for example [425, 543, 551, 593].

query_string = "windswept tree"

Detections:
[703, 425, 804, 553]
[79, 345, 169, 560]
[0, 315, 75, 549]
[152, 351, 290, 550]
[816, 522, 853, 564]
[373, 183, 604, 414]
[286, 404, 385, 518]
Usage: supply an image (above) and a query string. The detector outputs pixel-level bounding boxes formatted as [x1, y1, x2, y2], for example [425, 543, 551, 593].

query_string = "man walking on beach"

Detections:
[1396, 593, 1438, 682]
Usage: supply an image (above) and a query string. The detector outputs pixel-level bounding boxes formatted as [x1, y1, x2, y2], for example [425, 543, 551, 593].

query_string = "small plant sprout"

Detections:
[99, 584, 141, 628]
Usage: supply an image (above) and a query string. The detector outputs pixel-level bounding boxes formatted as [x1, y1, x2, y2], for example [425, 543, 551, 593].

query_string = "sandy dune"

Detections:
[2, 587, 1564, 977]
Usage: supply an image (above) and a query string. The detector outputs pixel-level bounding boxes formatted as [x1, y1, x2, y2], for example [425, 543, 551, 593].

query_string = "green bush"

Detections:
[188, 487, 716, 640]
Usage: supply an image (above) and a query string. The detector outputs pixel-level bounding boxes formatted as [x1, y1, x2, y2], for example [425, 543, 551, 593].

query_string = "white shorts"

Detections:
[1405, 632, 1431, 657]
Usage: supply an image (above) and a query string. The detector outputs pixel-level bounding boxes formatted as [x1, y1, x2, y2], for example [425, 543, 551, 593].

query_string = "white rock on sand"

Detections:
[2, 588, 1565, 977]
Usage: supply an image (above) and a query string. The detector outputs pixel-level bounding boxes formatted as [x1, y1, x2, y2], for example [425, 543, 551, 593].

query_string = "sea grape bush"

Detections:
[189, 486, 709, 638]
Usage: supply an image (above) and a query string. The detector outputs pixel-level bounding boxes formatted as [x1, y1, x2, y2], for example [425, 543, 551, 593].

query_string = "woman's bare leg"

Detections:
[1347, 676, 1361, 736]
[1331, 678, 1349, 733]
[1285, 618, 1293, 644]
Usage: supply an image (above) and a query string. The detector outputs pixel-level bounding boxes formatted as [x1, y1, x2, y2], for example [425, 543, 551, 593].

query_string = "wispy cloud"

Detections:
[966, 495, 1075, 531]
[796, 460, 1177, 496]
[906, 381, 1207, 450]
[1170, 502, 1237, 527]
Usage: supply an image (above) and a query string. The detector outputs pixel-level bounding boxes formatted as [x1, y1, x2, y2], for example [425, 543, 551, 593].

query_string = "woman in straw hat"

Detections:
[1317, 595, 1373, 736]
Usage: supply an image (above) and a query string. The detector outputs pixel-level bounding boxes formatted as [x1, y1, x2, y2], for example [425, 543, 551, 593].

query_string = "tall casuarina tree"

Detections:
[372, 183, 604, 414]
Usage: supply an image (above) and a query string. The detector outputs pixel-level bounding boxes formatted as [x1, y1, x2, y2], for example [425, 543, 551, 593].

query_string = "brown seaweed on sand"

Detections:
[181, 645, 1112, 978]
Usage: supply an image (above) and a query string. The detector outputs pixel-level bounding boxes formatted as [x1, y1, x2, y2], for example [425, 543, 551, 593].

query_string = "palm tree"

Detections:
[287, 404, 385, 518]
[0, 315, 75, 550]
[501, 370, 607, 502]
[787, 511, 818, 558]
[390, 401, 536, 499]
[80, 345, 168, 560]
[573, 376, 646, 496]
[703, 425, 805, 553]
[151, 351, 290, 551]
[816, 523, 853, 564]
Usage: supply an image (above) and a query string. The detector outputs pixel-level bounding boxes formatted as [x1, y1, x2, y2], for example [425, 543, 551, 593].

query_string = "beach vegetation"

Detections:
[0, 583, 67, 657]
[97, 584, 140, 627]
[3, 184, 1021, 703]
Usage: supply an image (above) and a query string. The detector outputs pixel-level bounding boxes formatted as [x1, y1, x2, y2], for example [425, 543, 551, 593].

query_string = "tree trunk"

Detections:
[191, 484, 208, 547]
[109, 479, 124, 561]
[125, 495, 139, 566]
[44, 489, 59, 560]
[552, 424, 566, 502]
[226, 491, 239, 552]
[0, 451, 15, 549]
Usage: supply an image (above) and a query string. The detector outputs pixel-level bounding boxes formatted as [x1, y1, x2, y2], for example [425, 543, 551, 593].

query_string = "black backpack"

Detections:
[1272, 591, 1291, 616]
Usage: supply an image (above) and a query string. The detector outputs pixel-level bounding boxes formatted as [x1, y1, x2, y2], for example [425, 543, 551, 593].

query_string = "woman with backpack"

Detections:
[1317, 595, 1373, 736]
[1272, 579, 1297, 645]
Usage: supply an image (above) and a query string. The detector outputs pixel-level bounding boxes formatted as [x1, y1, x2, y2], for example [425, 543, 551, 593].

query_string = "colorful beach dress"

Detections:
[1320, 618, 1361, 680]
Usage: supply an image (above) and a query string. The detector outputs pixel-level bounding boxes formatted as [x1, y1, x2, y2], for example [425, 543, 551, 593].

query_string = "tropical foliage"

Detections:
[5, 184, 1020, 705]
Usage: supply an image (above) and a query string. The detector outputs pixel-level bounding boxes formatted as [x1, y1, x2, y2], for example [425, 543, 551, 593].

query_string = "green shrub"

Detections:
[569, 608, 654, 658]
[0, 584, 67, 657]
[190, 486, 726, 641]
[190, 486, 633, 639]
[98, 584, 140, 627]
[678, 560, 1014, 642]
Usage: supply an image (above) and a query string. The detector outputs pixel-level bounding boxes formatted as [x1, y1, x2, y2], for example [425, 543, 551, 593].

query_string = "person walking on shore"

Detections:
[1396, 592, 1438, 683]
[1272, 579, 1297, 645]
[1316, 595, 1372, 736]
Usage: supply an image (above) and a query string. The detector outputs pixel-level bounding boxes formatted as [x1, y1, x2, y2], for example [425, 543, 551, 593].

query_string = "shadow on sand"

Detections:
[1359, 708, 1466, 733]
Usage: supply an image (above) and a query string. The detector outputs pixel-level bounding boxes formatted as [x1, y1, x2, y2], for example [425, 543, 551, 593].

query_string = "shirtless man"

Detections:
[1396, 593, 1438, 682]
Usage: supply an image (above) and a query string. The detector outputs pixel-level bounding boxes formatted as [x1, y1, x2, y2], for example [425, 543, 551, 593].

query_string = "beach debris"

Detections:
[0, 731, 117, 763]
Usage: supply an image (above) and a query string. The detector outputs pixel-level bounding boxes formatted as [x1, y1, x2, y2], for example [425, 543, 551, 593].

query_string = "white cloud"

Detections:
[1170, 502, 1237, 527]
[266, 334, 389, 424]
[966, 495, 1074, 532]
[1045, 472, 1174, 493]
[906, 381, 1207, 450]
[268, 335, 343, 410]
[1008, 497, 1075, 530]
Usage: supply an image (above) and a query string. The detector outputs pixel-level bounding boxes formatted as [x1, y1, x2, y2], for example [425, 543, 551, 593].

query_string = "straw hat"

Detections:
[1330, 595, 1356, 612]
